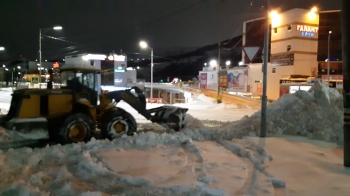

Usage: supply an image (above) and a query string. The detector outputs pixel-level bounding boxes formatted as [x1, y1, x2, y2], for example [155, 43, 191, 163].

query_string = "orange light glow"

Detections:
[53, 62, 59, 68]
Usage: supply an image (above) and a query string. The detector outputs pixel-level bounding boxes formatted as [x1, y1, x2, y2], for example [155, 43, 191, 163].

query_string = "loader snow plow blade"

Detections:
[147, 106, 188, 131]
[0, 117, 49, 149]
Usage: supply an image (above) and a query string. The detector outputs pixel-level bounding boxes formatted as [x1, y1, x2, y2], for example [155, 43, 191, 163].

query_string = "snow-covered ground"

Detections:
[0, 81, 349, 196]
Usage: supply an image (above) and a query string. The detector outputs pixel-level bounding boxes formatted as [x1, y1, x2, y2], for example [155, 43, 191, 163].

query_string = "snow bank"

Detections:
[0, 132, 272, 195]
[215, 80, 343, 145]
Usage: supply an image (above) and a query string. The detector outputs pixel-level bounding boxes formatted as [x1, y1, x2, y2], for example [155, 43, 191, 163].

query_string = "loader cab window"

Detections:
[60, 71, 76, 87]
[82, 73, 95, 90]
[61, 71, 96, 90]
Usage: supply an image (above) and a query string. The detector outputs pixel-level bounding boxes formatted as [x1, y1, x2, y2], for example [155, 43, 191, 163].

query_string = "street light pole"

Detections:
[39, 28, 42, 85]
[327, 30, 332, 84]
[260, 0, 270, 138]
[11, 68, 14, 89]
[1, 65, 5, 87]
[39, 26, 62, 88]
[139, 40, 154, 101]
[217, 42, 221, 100]
[151, 48, 153, 101]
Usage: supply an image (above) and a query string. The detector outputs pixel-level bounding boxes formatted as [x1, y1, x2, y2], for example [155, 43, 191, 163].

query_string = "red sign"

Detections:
[146, 98, 163, 103]
[219, 74, 228, 88]
[321, 74, 343, 80]
[53, 62, 60, 68]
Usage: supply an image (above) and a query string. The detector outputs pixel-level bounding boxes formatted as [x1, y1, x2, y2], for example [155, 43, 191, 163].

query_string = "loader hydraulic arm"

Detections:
[106, 86, 188, 131]
[106, 87, 152, 120]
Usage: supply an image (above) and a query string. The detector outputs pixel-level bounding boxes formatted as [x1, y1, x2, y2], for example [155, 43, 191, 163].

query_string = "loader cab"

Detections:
[60, 68, 100, 106]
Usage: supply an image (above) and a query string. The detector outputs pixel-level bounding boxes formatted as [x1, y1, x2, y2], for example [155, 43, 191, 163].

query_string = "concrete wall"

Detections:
[127, 69, 137, 83]
[248, 63, 294, 100]
[64, 54, 102, 70]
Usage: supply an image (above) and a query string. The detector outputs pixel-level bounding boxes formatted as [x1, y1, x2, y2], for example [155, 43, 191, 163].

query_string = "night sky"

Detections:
[0, 0, 341, 61]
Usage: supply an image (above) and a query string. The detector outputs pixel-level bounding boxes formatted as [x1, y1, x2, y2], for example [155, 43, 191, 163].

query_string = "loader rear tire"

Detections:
[58, 113, 94, 144]
[101, 108, 137, 140]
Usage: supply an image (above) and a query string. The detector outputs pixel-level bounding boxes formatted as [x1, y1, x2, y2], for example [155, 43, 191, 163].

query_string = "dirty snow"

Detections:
[0, 81, 349, 196]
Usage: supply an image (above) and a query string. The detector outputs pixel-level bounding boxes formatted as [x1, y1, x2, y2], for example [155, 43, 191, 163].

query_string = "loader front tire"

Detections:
[101, 108, 137, 140]
[58, 113, 94, 144]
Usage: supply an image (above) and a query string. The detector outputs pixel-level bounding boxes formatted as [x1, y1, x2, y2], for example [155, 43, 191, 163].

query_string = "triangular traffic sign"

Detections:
[242, 46, 260, 62]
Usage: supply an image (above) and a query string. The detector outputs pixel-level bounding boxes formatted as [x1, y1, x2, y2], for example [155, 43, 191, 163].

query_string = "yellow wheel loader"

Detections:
[0, 67, 188, 148]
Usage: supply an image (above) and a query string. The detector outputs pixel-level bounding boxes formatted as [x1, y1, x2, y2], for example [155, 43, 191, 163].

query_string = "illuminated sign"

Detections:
[300, 32, 315, 37]
[53, 62, 59, 68]
[114, 67, 125, 72]
[108, 54, 126, 61]
[114, 78, 123, 83]
[82, 54, 107, 60]
[297, 25, 318, 37]
[219, 70, 228, 88]
[31, 77, 39, 84]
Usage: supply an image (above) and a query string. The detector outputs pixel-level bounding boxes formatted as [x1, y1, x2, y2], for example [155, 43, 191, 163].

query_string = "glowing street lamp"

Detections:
[269, 10, 280, 28]
[0, 46, 5, 51]
[209, 59, 217, 68]
[139, 41, 154, 101]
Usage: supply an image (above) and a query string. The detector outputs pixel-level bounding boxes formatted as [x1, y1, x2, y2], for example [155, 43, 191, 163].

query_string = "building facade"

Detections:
[199, 8, 342, 101]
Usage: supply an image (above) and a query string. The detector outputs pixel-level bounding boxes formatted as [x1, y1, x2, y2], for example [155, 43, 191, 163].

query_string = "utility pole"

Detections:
[217, 42, 221, 102]
[260, 0, 270, 137]
[11, 68, 14, 89]
[342, 0, 350, 167]
[327, 31, 332, 84]
[39, 28, 42, 86]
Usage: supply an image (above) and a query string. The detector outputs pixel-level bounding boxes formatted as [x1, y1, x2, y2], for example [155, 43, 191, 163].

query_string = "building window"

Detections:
[274, 28, 278, 33]
[90, 60, 94, 66]
[272, 68, 276, 73]
[288, 25, 292, 31]
[287, 45, 291, 52]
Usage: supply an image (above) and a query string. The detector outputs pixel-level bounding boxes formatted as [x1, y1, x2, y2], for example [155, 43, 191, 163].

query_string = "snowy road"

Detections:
[0, 89, 258, 123]
[0, 90, 11, 114]
[1, 82, 348, 196]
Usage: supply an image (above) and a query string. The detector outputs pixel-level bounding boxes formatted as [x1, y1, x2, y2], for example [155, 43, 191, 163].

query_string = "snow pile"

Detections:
[0, 133, 273, 195]
[180, 93, 228, 109]
[0, 82, 348, 195]
[216, 80, 343, 145]
[0, 108, 8, 114]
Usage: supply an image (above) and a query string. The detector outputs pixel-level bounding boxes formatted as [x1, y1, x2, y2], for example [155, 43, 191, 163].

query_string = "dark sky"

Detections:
[0, 0, 341, 61]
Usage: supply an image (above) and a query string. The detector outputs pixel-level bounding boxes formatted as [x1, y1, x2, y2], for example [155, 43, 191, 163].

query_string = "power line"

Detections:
[141, 0, 206, 29]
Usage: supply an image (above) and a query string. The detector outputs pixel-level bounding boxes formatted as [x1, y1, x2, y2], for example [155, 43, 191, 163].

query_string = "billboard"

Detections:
[199, 73, 207, 89]
[219, 70, 228, 88]
[227, 68, 248, 92]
